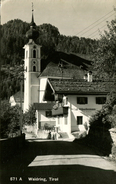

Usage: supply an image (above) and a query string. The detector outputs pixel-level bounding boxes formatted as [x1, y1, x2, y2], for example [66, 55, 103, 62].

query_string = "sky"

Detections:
[1, 0, 116, 39]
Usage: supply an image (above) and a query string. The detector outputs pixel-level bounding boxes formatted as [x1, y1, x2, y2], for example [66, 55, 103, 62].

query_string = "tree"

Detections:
[90, 91, 116, 128]
[23, 105, 36, 126]
[93, 16, 116, 79]
[0, 100, 20, 138]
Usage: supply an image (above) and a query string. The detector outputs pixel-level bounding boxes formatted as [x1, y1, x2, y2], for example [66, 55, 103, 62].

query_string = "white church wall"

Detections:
[39, 78, 48, 102]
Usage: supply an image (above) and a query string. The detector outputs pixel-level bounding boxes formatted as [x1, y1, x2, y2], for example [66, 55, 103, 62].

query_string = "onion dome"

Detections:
[26, 5, 39, 41]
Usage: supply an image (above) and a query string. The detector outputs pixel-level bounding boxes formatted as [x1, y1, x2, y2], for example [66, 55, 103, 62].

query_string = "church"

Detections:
[10, 9, 116, 137]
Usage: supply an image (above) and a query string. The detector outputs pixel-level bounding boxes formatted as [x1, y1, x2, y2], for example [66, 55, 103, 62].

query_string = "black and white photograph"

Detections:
[0, 0, 116, 183]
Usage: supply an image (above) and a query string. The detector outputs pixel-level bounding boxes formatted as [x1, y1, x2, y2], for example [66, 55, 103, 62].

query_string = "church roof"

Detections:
[40, 51, 92, 79]
[48, 78, 116, 95]
[26, 5, 39, 41]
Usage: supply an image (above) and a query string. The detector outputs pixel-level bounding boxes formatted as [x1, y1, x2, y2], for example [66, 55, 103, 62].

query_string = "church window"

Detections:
[33, 66, 36, 72]
[33, 49, 36, 58]
[33, 61, 36, 64]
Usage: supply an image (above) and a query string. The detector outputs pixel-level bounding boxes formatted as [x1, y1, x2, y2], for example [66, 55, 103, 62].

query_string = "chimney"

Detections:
[87, 71, 92, 82]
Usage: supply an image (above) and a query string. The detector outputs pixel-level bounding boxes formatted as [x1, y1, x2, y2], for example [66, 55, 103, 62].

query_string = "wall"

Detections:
[68, 94, 106, 132]
[0, 134, 25, 163]
[56, 114, 70, 133]
[71, 108, 90, 132]
[38, 110, 56, 129]
[69, 94, 106, 112]
[39, 78, 47, 102]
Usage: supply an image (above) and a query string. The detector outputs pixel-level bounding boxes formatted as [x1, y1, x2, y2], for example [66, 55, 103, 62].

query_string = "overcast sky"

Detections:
[1, 0, 116, 39]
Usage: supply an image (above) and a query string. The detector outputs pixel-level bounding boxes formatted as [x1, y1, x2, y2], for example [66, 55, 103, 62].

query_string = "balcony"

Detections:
[52, 107, 68, 116]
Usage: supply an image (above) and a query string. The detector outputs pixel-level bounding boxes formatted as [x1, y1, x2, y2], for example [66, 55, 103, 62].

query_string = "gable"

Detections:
[43, 81, 55, 101]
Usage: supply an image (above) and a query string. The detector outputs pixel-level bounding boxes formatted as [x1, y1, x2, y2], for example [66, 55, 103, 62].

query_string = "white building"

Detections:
[22, 11, 115, 135]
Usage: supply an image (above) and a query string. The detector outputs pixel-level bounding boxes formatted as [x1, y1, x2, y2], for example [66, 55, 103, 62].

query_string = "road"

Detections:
[1, 138, 116, 184]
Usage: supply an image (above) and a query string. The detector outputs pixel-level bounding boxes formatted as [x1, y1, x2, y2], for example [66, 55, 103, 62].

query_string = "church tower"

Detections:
[24, 5, 41, 111]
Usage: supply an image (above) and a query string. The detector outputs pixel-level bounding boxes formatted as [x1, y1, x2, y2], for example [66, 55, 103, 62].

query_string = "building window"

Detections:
[33, 49, 36, 58]
[77, 116, 83, 125]
[96, 97, 106, 104]
[77, 97, 88, 104]
[46, 111, 52, 117]
[33, 66, 36, 72]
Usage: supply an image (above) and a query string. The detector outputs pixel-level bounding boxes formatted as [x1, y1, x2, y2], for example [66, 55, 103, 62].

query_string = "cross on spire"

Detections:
[32, 2, 34, 12]
[31, 2, 35, 25]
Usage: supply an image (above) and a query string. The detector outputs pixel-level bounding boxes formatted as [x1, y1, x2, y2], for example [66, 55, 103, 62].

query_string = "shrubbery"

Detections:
[90, 92, 116, 129]
[88, 92, 116, 156]
[0, 101, 37, 138]
[0, 100, 20, 138]
[23, 105, 36, 126]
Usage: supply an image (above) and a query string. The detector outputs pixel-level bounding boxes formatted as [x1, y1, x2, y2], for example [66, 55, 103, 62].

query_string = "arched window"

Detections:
[33, 66, 36, 72]
[33, 49, 36, 58]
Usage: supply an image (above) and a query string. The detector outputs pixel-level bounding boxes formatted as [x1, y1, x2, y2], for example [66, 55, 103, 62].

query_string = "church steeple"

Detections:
[30, 2, 36, 28]
[26, 2, 39, 41]
[24, 3, 41, 112]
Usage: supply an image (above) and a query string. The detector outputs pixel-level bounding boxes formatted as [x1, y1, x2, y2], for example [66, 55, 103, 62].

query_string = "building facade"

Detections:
[22, 10, 116, 135]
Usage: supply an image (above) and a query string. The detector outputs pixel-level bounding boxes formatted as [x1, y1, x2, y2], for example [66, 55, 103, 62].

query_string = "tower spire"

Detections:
[26, 2, 39, 41]
[31, 2, 36, 27]
[31, 2, 34, 24]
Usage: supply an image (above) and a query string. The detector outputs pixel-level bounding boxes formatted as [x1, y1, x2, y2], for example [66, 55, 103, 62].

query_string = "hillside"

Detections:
[0, 19, 98, 100]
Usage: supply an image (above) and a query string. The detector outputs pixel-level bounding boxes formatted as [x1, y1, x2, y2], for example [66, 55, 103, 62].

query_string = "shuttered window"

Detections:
[77, 97, 88, 104]
[96, 97, 106, 104]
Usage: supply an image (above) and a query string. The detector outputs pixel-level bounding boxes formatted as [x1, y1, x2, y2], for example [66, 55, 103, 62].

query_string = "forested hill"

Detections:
[1, 19, 99, 100]
[1, 19, 99, 66]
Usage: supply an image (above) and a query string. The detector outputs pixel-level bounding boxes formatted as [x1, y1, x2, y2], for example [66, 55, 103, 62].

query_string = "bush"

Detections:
[44, 123, 54, 131]
[23, 105, 36, 125]
[0, 100, 20, 138]
[88, 92, 116, 155]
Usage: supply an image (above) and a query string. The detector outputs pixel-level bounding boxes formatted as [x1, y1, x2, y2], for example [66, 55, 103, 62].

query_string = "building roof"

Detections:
[34, 103, 55, 110]
[48, 79, 116, 95]
[41, 62, 87, 79]
[26, 7, 39, 41]
[40, 51, 92, 79]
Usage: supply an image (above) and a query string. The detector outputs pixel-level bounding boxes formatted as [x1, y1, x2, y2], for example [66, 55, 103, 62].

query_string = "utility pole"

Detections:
[20, 79, 23, 135]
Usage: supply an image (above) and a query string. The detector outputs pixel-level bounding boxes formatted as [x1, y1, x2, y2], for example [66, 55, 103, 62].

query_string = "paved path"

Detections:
[1, 139, 116, 184]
